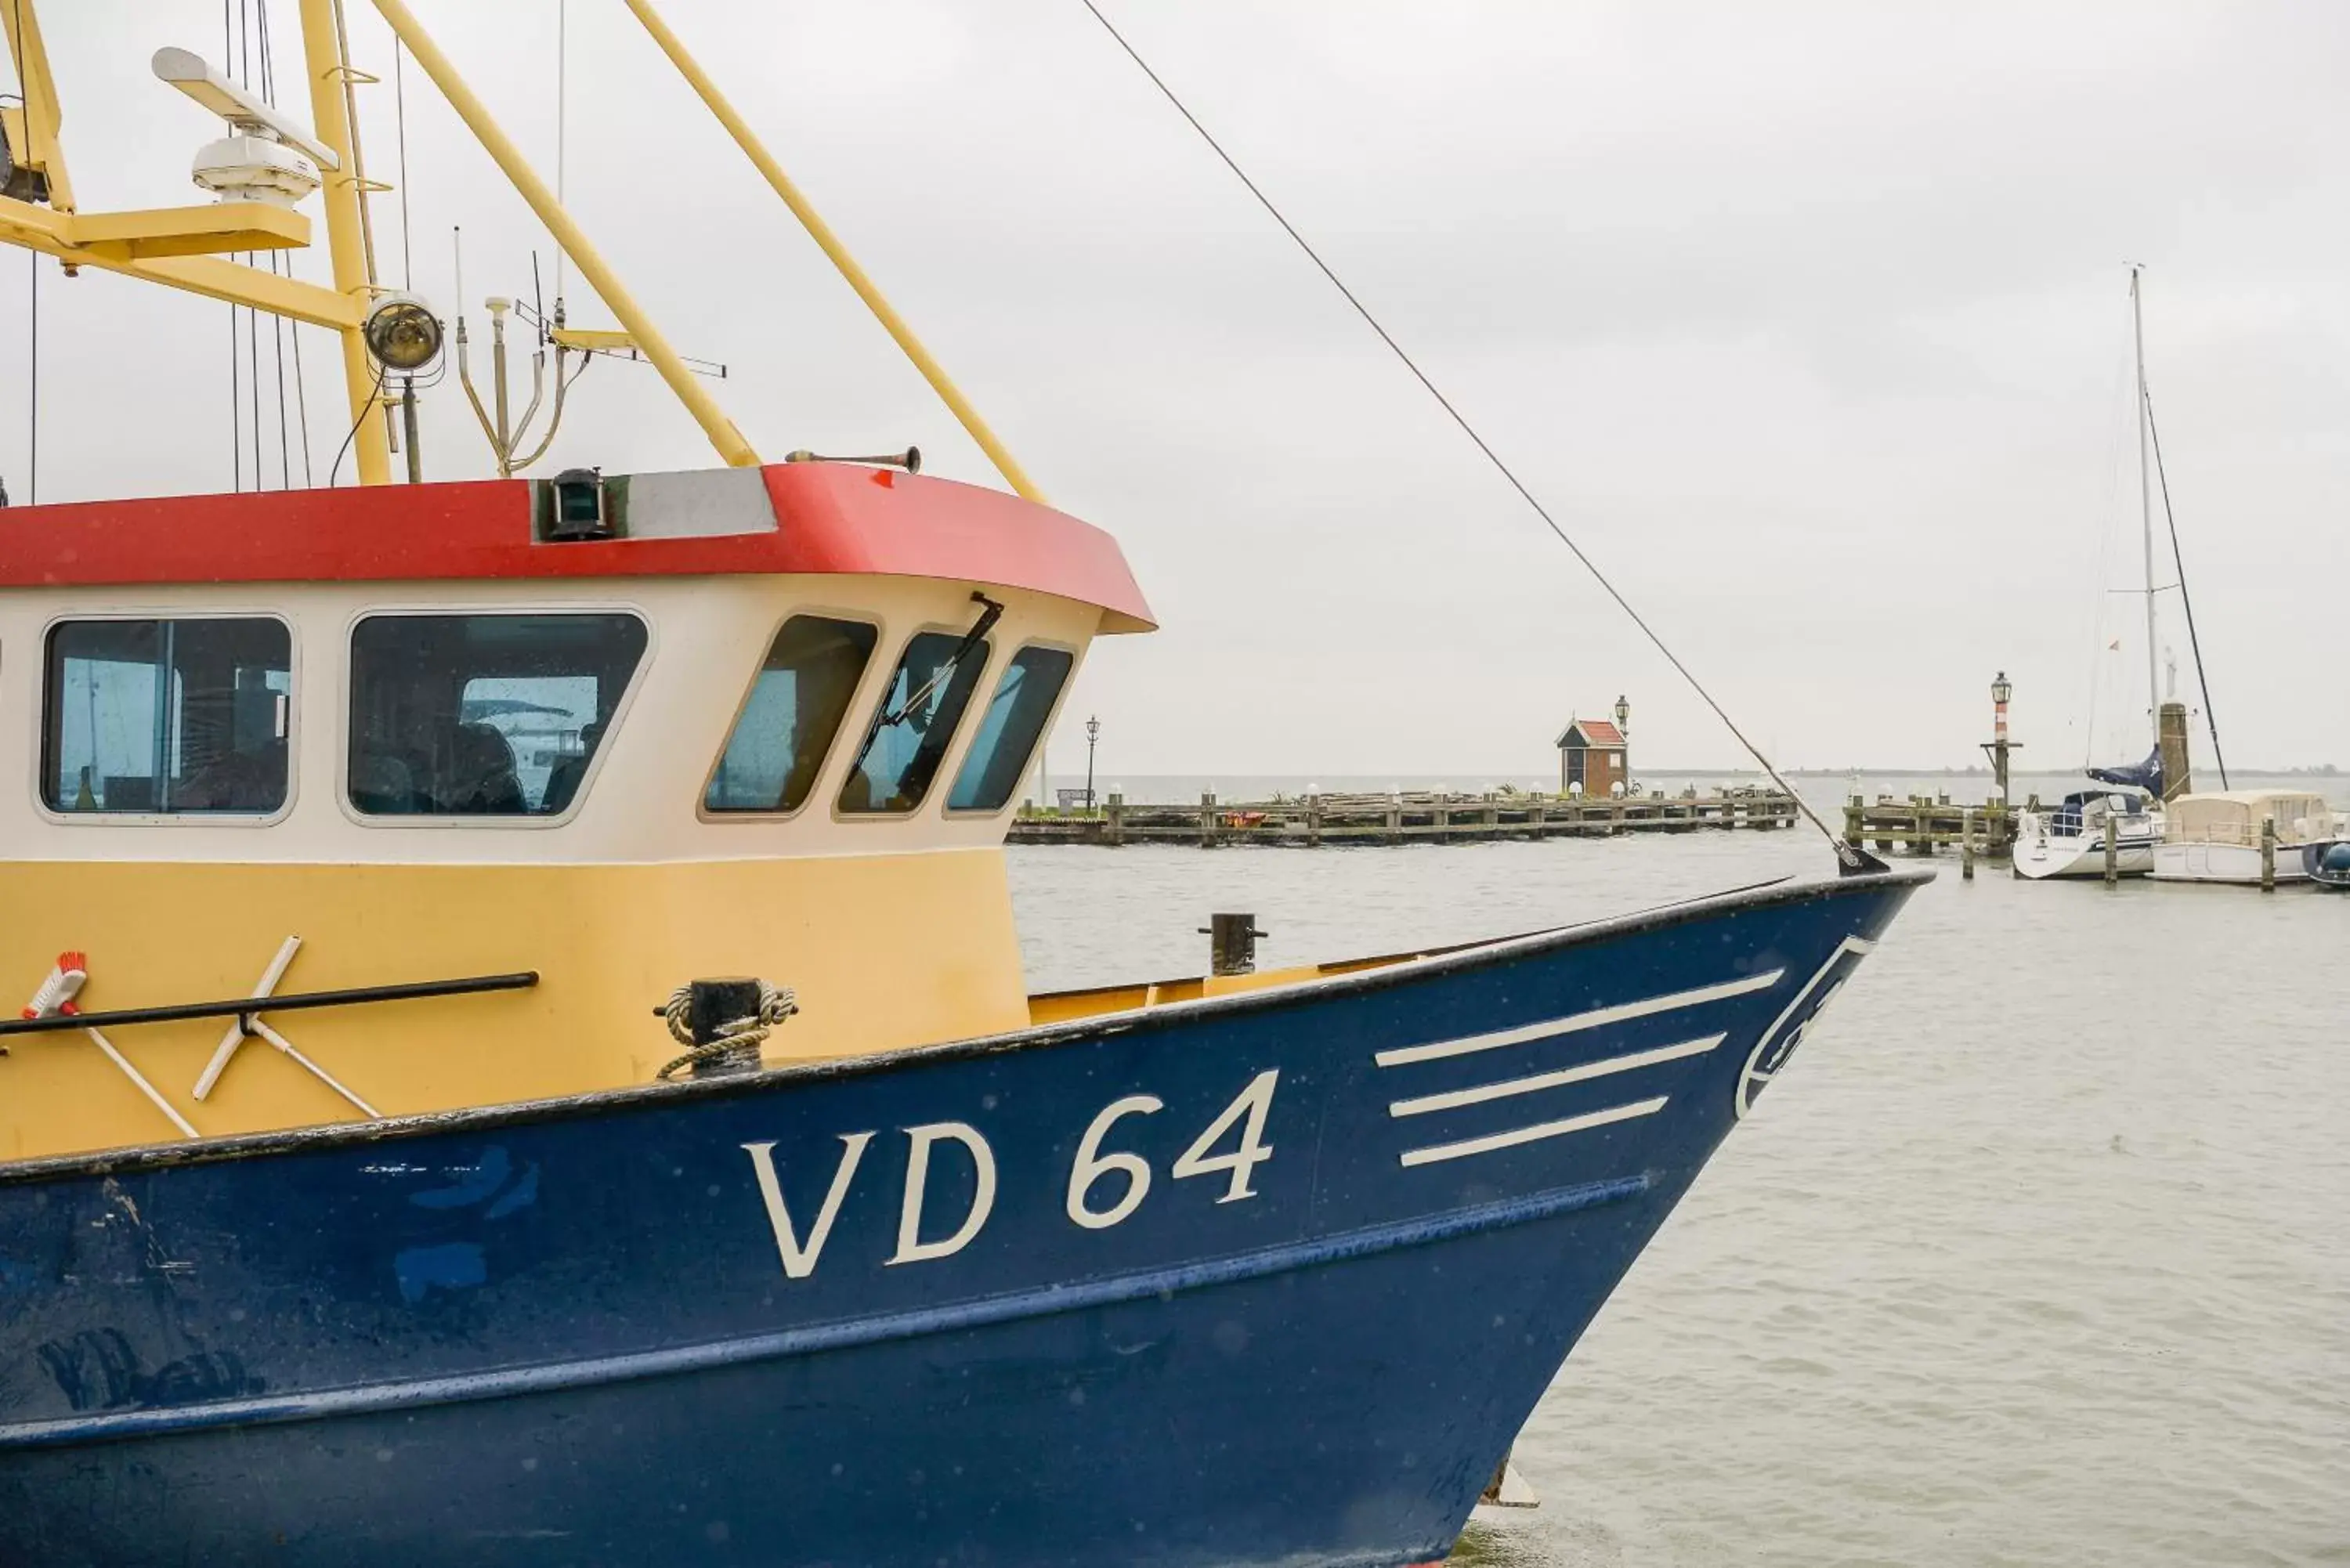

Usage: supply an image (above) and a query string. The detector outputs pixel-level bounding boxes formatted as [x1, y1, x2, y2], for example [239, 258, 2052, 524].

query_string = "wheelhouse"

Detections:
[0, 461, 1152, 1161]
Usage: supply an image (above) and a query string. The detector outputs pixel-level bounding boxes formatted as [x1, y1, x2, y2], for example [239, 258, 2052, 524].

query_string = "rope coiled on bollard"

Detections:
[657, 981, 797, 1079]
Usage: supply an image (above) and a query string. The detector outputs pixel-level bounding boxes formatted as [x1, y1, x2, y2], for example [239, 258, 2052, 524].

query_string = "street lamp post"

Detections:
[1083, 715, 1101, 813]
[1614, 694, 1630, 791]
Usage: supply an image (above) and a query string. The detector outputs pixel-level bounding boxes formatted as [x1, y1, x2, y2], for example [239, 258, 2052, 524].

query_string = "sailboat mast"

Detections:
[2130, 266, 2160, 746]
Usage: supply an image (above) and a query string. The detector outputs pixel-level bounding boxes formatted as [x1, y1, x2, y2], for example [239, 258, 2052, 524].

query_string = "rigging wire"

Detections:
[24, 250, 34, 504]
[2141, 383, 2227, 789]
[1076, 2, 1858, 862]
[230, 302, 242, 490]
[395, 38, 413, 287]
[328, 0, 381, 285]
[225, 0, 241, 491]
[258, 0, 292, 488]
[7, 3, 24, 493]
[239, 0, 262, 490]
[554, 0, 566, 302]
[289, 296, 314, 484]
[2080, 304, 2136, 768]
[248, 310, 262, 497]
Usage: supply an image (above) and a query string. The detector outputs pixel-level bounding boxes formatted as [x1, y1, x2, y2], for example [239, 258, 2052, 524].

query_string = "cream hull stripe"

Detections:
[1386, 1032, 1726, 1119]
[1372, 970, 1784, 1068]
[1397, 1096, 1668, 1169]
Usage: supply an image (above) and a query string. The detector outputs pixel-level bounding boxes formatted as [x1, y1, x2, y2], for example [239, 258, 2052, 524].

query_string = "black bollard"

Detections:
[1199, 913, 1268, 977]
[687, 977, 767, 1077]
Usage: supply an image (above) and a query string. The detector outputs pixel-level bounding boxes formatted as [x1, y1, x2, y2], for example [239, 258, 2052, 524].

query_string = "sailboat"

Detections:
[0, 8, 1924, 1565]
[2013, 268, 2184, 882]
[2011, 781, 2159, 880]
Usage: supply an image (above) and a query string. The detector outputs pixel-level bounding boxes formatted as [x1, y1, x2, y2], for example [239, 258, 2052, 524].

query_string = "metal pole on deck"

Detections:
[368, 0, 759, 469]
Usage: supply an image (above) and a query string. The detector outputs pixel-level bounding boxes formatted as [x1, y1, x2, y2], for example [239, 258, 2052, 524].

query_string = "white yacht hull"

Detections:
[2151, 840, 2329, 884]
[2012, 832, 2156, 880]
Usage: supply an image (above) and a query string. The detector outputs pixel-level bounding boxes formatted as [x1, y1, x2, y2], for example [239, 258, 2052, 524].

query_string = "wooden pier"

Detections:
[1010, 788, 1798, 847]
[1842, 793, 2015, 861]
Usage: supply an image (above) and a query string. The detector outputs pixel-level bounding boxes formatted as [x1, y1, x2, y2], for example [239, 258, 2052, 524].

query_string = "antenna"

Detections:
[152, 46, 339, 172]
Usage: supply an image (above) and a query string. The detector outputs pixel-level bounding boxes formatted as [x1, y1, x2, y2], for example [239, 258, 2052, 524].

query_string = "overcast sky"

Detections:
[5, 2, 2347, 777]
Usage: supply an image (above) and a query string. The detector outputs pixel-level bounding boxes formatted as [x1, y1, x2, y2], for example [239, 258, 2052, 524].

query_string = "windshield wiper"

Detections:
[880, 591, 1003, 728]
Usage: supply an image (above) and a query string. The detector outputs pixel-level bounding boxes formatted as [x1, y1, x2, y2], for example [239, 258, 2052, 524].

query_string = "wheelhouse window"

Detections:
[349, 613, 646, 817]
[838, 632, 991, 815]
[705, 616, 879, 814]
[43, 618, 291, 815]
[948, 645, 1076, 813]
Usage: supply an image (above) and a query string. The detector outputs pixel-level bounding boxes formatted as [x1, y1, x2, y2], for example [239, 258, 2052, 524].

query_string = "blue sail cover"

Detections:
[2087, 747, 2162, 796]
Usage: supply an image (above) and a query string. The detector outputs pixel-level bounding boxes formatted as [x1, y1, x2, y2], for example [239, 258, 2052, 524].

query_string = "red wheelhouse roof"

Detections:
[0, 462, 1155, 632]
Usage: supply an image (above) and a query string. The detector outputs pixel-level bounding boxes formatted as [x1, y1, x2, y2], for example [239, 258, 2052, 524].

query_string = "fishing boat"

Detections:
[0, 8, 1924, 1565]
[2150, 790, 2347, 885]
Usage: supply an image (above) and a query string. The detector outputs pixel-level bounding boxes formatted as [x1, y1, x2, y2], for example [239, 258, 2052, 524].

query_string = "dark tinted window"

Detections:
[948, 646, 1076, 813]
[705, 616, 879, 814]
[838, 632, 990, 815]
[44, 618, 291, 815]
[349, 613, 646, 817]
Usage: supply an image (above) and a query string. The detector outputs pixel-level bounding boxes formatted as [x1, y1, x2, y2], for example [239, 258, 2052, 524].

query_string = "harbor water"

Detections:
[1007, 782, 2349, 1566]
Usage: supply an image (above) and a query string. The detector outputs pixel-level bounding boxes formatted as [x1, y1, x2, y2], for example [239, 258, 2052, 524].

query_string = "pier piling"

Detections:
[1846, 792, 2015, 862]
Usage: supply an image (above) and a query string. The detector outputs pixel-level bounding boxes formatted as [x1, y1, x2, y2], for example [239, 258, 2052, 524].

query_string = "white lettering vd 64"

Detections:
[739, 1071, 1282, 1281]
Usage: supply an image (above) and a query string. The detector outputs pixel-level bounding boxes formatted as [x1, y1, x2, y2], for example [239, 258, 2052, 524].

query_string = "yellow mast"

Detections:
[619, 0, 1043, 500]
[298, 0, 391, 486]
[368, 0, 759, 469]
[3, 0, 761, 482]
[0, 0, 75, 213]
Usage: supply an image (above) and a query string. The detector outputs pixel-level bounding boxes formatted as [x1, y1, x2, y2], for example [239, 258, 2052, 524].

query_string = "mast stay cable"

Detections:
[554, 0, 566, 302]
[258, 0, 294, 488]
[2079, 320, 2135, 769]
[23, 248, 33, 504]
[224, 0, 242, 490]
[1076, 2, 1863, 866]
[394, 36, 412, 287]
[2140, 383, 2227, 789]
[7, 0, 26, 500]
[239, 0, 263, 488]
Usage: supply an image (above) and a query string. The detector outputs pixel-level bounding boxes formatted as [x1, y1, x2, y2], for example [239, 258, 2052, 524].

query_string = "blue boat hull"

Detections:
[0, 869, 1923, 1566]
[2301, 841, 2350, 887]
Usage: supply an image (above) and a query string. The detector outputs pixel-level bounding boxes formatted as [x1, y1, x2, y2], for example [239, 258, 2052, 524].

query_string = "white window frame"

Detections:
[31, 609, 301, 829]
[941, 637, 1085, 820]
[830, 622, 1000, 825]
[337, 602, 656, 831]
[696, 605, 891, 825]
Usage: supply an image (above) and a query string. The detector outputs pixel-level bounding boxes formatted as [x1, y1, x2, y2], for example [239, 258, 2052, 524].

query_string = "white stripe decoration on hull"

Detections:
[1398, 1097, 1668, 1168]
[1372, 969, 1784, 1069]
[1386, 1033, 1727, 1119]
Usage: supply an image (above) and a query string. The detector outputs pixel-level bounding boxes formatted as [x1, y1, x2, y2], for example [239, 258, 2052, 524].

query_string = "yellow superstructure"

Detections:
[0, 851, 1027, 1163]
